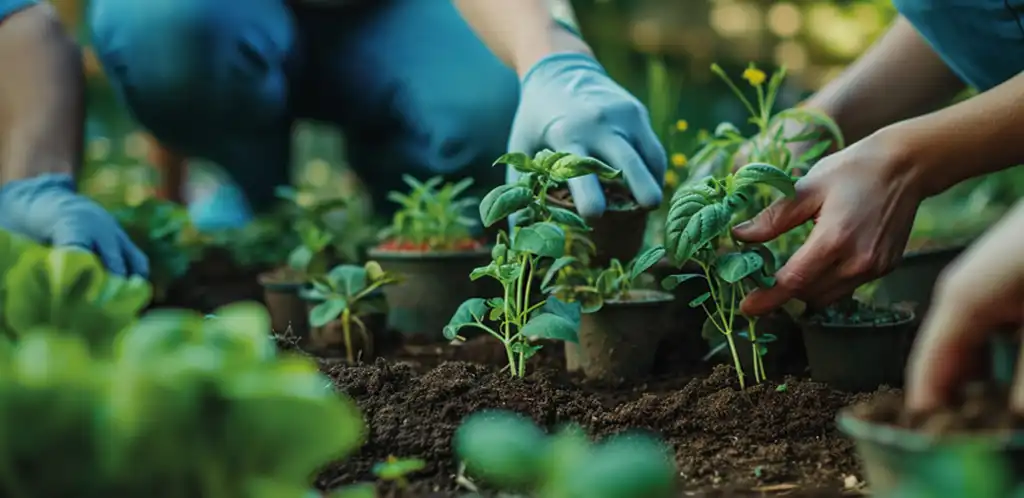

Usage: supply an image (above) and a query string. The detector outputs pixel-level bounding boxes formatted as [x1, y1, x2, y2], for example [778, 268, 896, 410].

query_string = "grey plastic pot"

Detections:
[367, 246, 494, 341]
[575, 290, 675, 382]
[838, 408, 1024, 496]
[873, 245, 965, 317]
[800, 312, 916, 392]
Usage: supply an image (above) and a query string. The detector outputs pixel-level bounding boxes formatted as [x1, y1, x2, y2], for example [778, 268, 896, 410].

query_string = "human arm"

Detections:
[734, 70, 1024, 315]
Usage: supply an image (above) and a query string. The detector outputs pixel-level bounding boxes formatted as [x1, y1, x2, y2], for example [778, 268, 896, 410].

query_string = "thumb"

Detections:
[732, 194, 817, 243]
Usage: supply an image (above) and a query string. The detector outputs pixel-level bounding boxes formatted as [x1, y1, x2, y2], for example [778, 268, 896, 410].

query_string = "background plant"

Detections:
[305, 261, 399, 363]
[379, 175, 479, 250]
[276, 186, 350, 278]
[444, 150, 620, 378]
[661, 164, 795, 388]
[543, 245, 666, 313]
[110, 197, 201, 301]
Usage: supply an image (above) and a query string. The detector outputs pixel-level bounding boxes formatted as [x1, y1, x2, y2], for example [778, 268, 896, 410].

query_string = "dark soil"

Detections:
[548, 183, 639, 212]
[850, 383, 1024, 434]
[315, 336, 879, 497]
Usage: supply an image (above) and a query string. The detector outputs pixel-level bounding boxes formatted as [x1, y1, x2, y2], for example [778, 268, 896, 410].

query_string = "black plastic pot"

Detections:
[800, 312, 916, 392]
[367, 246, 494, 341]
[648, 259, 708, 370]
[547, 184, 650, 267]
[257, 270, 309, 336]
[575, 290, 675, 382]
[873, 245, 965, 317]
[838, 408, 1024, 496]
[299, 290, 391, 360]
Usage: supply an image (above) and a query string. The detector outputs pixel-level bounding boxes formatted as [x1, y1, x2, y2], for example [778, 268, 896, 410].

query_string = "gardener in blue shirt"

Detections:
[0, 0, 667, 276]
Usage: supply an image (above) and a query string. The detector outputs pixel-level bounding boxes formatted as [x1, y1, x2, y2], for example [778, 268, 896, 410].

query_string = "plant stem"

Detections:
[502, 281, 517, 376]
[342, 308, 355, 364]
[725, 332, 746, 390]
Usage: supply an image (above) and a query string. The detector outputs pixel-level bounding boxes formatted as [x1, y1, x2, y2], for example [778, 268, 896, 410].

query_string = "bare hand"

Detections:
[905, 201, 1024, 412]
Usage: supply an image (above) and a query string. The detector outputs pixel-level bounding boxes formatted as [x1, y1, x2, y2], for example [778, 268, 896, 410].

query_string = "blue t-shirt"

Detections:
[0, 0, 36, 23]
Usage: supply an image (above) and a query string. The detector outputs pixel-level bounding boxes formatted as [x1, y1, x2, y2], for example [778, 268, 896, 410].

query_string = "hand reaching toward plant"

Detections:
[905, 201, 1024, 413]
[508, 54, 666, 218]
[732, 130, 922, 315]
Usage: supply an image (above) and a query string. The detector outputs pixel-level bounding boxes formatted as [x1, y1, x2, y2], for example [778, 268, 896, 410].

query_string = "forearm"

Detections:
[804, 16, 965, 144]
[0, 3, 83, 183]
[893, 71, 1024, 199]
[453, 0, 593, 77]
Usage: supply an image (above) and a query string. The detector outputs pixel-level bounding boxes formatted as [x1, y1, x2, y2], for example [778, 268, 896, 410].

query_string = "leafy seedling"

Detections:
[544, 245, 666, 312]
[111, 197, 200, 301]
[373, 455, 426, 490]
[380, 175, 480, 251]
[445, 150, 620, 378]
[306, 261, 400, 363]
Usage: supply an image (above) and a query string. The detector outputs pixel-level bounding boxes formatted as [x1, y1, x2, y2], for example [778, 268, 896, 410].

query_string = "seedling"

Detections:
[454, 410, 676, 498]
[444, 150, 620, 378]
[544, 245, 666, 313]
[378, 175, 481, 251]
[306, 261, 400, 363]
[661, 164, 795, 388]
[110, 197, 200, 301]
[373, 455, 426, 490]
[277, 186, 349, 278]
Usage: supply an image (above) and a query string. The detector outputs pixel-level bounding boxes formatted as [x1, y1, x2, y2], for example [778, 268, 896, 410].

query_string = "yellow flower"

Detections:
[675, 119, 689, 132]
[665, 169, 680, 188]
[742, 64, 766, 86]
[671, 153, 688, 168]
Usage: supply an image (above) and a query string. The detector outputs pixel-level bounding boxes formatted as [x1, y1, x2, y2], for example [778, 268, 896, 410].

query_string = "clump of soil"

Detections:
[316, 345, 877, 496]
[850, 383, 1024, 434]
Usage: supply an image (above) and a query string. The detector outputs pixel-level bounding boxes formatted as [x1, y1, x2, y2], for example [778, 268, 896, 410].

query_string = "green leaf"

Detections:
[547, 206, 589, 230]
[772, 107, 846, 150]
[470, 262, 521, 283]
[568, 433, 676, 498]
[595, 269, 619, 297]
[689, 292, 710, 308]
[310, 298, 347, 327]
[548, 154, 621, 182]
[733, 163, 795, 197]
[490, 243, 508, 263]
[660, 273, 704, 291]
[520, 312, 579, 342]
[479, 185, 533, 227]
[536, 150, 572, 171]
[797, 140, 832, 166]
[665, 189, 714, 263]
[674, 203, 732, 263]
[324, 265, 368, 297]
[444, 298, 489, 339]
[628, 246, 665, 282]
[373, 458, 426, 480]
[454, 410, 546, 490]
[512, 222, 565, 259]
[715, 252, 765, 284]
[537, 296, 582, 325]
[714, 122, 741, 138]
[541, 256, 578, 291]
[494, 152, 538, 173]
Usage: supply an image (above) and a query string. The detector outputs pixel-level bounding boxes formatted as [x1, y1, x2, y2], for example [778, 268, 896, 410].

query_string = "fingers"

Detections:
[739, 226, 839, 316]
[632, 125, 668, 187]
[52, 229, 129, 277]
[595, 135, 663, 209]
[732, 180, 821, 243]
[554, 143, 606, 218]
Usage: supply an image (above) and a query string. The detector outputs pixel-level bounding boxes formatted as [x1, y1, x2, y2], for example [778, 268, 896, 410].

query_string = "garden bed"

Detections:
[312, 336, 885, 497]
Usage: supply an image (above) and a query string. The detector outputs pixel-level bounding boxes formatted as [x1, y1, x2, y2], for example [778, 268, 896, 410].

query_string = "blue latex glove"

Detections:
[0, 174, 149, 277]
[508, 53, 667, 217]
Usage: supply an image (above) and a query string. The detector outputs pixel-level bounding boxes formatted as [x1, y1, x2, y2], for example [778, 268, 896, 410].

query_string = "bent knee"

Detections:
[90, 0, 295, 132]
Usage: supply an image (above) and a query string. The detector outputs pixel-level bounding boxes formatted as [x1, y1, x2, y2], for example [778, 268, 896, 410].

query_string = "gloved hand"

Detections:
[0, 174, 149, 277]
[509, 53, 666, 217]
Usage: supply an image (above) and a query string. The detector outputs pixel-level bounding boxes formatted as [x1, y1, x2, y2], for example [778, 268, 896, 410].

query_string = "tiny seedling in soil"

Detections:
[661, 163, 795, 389]
[373, 455, 427, 489]
[306, 261, 400, 363]
[377, 175, 483, 251]
[454, 410, 676, 498]
[544, 245, 667, 312]
[444, 150, 621, 378]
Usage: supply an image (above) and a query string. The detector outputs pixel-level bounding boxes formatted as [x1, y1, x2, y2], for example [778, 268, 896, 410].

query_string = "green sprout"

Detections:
[454, 410, 676, 498]
[661, 165, 795, 389]
[277, 186, 349, 279]
[379, 175, 480, 251]
[444, 150, 620, 378]
[306, 261, 399, 363]
[373, 455, 427, 490]
[544, 245, 666, 312]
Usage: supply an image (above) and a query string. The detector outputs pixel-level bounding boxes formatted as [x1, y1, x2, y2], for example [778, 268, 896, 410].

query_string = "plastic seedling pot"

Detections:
[873, 245, 965, 318]
[258, 269, 309, 337]
[367, 246, 494, 341]
[299, 288, 390, 359]
[649, 258, 708, 368]
[547, 183, 651, 267]
[838, 408, 1024, 496]
[577, 289, 675, 382]
[800, 310, 916, 392]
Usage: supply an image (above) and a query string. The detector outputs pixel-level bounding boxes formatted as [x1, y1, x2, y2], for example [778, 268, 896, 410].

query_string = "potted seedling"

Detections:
[547, 179, 649, 267]
[444, 150, 620, 378]
[302, 261, 399, 362]
[545, 246, 674, 381]
[258, 186, 347, 334]
[454, 410, 676, 498]
[800, 297, 916, 392]
[368, 175, 492, 341]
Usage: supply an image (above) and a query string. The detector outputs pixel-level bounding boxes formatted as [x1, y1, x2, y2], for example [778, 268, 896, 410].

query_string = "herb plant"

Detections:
[455, 410, 675, 498]
[444, 150, 621, 378]
[306, 261, 399, 363]
[661, 164, 796, 388]
[544, 245, 666, 313]
[379, 175, 481, 251]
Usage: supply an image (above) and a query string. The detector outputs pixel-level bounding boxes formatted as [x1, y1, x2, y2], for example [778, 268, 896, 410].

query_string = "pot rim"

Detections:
[298, 286, 385, 303]
[368, 245, 493, 260]
[604, 289, 675, 306]
[836, 408, 1024, 451]
[801, 313, 917, 330]
[258, 271, 307, 291]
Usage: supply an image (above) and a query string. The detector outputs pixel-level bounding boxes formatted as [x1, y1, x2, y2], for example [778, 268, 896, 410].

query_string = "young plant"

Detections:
[379, 175, 481, 251]
[277, 185, 349, 278]
[454, 410, 676, 498]
[661, 164, 796, 388]
[543, 245, 666, 312]
[372, 456, 426, 490]
[306, 261, 400, 363]
[444, 150, 620, 378]
[111, 197, 201, 301]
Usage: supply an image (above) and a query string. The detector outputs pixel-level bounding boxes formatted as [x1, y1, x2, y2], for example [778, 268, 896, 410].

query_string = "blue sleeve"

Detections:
[0, 0, 37, 23]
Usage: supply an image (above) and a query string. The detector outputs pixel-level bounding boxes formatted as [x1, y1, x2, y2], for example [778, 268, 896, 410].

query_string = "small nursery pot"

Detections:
[257, 270, 309, 336]
[299, 290, 390, 359]
[800, 312, 916, 392]
[873, 244, 965, 317]
[547, 184, 650, 267]
[648, 258, 709, 368]
[837, 409, 1024, 496]
[576, 289, 676, 382]
[367, 246, 494, 341]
